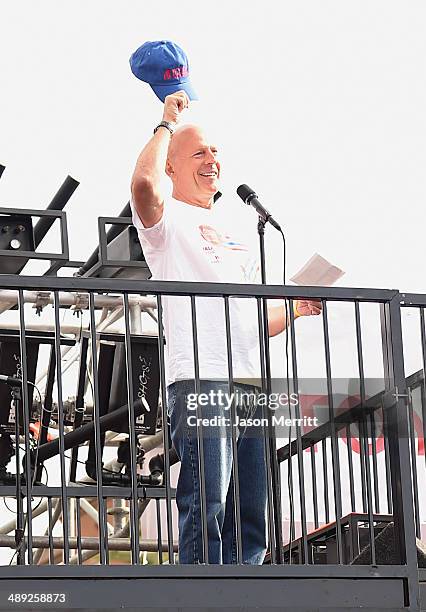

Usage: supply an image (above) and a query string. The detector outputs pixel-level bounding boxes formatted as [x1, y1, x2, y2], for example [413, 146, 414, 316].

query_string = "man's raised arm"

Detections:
[131, 91, 189, 228]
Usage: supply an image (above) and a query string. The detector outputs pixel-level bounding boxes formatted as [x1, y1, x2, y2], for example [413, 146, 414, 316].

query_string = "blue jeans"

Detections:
[167, 380, 268, 564]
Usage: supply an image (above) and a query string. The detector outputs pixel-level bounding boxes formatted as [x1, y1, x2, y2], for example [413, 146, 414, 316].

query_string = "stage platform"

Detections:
[0, 565, 423, 611]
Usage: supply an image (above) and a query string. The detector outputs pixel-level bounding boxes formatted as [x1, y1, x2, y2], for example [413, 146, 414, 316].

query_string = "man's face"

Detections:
[167, 126, 221, 201]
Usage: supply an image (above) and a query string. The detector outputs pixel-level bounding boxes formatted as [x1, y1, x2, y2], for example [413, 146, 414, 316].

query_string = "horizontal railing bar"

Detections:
[0, 289, 156, 309]
[0, 486, 176, 499]
[0, 536, 178, 553]
[0, 275, 399, 301]
[401, 293, 426, 307]
[0, 564, 411, 579]
[0, 330, 75, 345]
[0, 249, 68, 261]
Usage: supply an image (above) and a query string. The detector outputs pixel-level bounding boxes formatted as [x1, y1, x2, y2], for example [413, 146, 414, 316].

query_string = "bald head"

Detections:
[165, 123, 221, 207]
[168, 124, 205, 161]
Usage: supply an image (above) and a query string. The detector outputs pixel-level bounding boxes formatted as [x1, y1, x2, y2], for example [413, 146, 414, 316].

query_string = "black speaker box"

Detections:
[100, 334, 160, 435]
[0, 339, 39, 433]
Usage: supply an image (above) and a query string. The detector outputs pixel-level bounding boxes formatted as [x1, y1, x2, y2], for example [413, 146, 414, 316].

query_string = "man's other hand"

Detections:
[294, 299, 322, 317]
[162, 90, 190, 124]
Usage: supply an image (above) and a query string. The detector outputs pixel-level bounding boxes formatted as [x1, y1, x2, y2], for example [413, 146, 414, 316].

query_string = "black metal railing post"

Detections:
[53, 291, 71, 564]
[156, 295, 175, 564]
[288, 299, 308, 563]
[88, 292, 108, 565]
[123, 293, 141, 564]
[380, 295, 420, 610]
[223, 296, 243, 564]
[190, 295, 209, 565]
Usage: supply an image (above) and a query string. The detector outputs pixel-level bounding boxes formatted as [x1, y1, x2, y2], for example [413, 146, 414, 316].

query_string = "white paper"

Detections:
[290, 253, 345, 286]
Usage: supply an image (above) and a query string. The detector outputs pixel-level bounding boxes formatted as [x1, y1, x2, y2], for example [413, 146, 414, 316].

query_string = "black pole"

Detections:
[35, 346, 56, 482]
[33, 398, 146, 464]
[69, 336, 89, 482]
[33, 175, 79, 248]
[258, 217, 284, 564]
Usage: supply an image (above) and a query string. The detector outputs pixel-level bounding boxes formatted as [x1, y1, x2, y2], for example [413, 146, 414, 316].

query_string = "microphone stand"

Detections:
[257, 217, 284, 564]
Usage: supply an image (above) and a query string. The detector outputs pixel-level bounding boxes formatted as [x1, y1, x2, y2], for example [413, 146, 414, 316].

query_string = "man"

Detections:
[131, 91, 321, 564]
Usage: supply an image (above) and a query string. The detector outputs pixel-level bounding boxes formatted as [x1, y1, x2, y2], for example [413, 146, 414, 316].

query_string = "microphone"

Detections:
[237, 184, 282, 231]
[0, 375, 23, 387]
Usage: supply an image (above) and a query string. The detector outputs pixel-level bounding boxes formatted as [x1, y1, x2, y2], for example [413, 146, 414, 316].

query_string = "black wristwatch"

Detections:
[153, 120, 175, 135]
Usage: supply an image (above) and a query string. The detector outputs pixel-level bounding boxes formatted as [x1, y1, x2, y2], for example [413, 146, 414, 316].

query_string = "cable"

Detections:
[78, 309, 83, 343]
[63, 453, 122, 475]
[278, 227, 295, 561]
[28, 382, 43, 482]
[3, 463, 48, 514]
[86, 368, 94, 399]
[279, 229, 286, 286]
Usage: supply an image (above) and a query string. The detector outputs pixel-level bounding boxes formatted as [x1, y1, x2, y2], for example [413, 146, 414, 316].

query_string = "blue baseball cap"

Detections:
[129, 40, 198, 102]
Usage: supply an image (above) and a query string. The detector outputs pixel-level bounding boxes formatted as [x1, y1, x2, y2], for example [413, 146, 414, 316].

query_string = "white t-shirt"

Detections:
[131, 196, 261, 385]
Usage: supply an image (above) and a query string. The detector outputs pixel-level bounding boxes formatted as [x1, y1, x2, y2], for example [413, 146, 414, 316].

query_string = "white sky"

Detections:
[1, 0, 425, 291]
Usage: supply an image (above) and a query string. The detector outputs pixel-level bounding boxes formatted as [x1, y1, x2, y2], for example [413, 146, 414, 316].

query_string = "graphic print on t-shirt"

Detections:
[199, 224, 248, 251]
[198, 224, 258, 281]
[198, 223, 249, 264]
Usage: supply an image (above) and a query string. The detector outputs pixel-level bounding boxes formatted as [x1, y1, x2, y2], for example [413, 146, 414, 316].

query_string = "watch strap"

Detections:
[153, 121, 175, 135]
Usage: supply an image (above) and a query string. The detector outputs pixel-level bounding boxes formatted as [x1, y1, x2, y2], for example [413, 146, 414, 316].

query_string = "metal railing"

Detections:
[0, 275, 423, 610]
